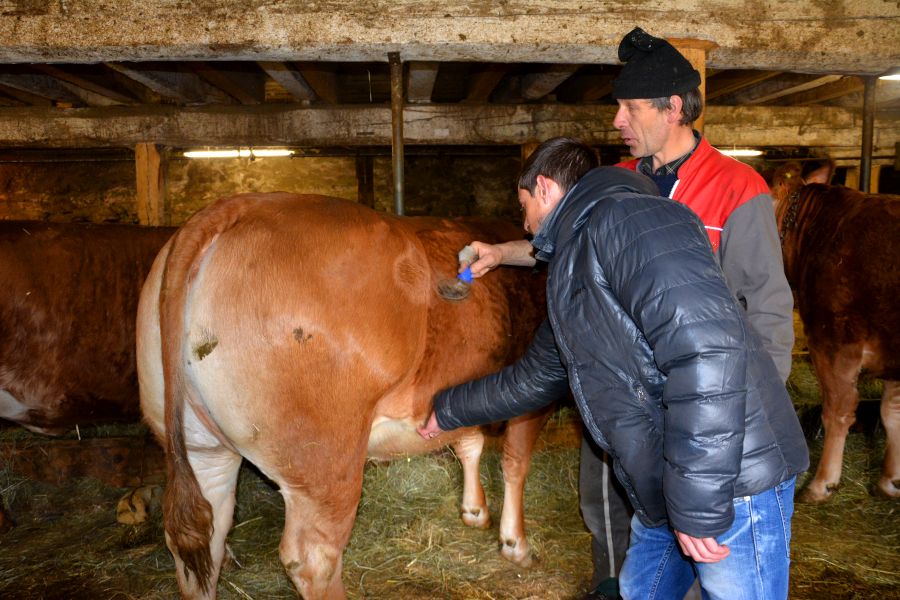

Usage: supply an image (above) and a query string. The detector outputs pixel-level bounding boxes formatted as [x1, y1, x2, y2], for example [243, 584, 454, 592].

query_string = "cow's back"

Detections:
[0, 221, 174, 433]
[781, 185, 900, 379]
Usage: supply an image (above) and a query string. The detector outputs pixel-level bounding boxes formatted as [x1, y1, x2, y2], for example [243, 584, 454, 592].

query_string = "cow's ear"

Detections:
[804, 161, 834, 185]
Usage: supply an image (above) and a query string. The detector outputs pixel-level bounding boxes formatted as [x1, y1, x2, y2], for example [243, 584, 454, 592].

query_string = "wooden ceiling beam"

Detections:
[406, 61, 439, 104]
[719, 73, 843, 105]
[0, 71, 84, 105]
[187, 63, 265, 105]
[32, 65, 136, 104]
[104, 62, 234, 105]
[293, 63, 339, 104]
[706, 70, 783, 101]
[258, 62, 316, 104]
[1, 104, 896, 152]
[463, 64, 509, 103]
[520, 65, 581, 101]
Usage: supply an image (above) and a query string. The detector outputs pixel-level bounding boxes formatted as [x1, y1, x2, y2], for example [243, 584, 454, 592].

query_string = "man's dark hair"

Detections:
[648, 87, 704, 126]
[517, 137, 599, 195]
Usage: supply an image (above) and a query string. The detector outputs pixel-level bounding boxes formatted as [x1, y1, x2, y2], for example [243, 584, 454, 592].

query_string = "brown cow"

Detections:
[0, 220, 174, 527]
[772, 161, 899, 503]
[137, 193, 551, 599]
[0, 220, 174, 434]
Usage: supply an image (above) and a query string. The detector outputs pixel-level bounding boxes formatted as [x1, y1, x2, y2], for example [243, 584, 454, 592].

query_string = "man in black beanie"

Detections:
[443, 27, 795, 600]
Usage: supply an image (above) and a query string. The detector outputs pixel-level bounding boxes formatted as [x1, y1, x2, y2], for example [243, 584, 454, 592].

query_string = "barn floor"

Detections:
[0, 358, 897, 600]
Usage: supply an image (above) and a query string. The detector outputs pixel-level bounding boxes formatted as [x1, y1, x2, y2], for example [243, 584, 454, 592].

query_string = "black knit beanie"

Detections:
[611, 27, 701, 99]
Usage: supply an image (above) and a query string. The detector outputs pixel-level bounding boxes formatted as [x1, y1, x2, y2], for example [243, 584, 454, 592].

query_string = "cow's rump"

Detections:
[138, 193, 548, 598]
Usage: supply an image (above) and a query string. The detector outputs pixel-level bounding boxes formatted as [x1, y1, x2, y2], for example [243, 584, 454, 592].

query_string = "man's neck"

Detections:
[650, 127, 697, 171]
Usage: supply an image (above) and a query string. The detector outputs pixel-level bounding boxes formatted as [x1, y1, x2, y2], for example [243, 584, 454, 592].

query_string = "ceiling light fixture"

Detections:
[183, 148, 294, 159]
[718, 148, 763, 157]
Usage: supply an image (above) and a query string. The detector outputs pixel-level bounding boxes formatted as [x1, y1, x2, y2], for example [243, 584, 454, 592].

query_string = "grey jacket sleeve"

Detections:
[433, 319, 569, 431]
[719, 193, 794, 382]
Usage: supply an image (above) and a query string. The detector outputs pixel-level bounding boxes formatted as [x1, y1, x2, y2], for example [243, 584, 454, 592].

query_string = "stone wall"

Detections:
[0, 149, 523, 225]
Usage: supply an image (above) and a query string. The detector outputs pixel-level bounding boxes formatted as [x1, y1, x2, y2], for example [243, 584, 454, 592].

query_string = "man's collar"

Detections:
[638, 130, 701, 177]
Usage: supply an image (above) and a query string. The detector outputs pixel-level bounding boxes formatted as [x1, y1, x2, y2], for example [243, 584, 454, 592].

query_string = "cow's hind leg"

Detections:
[877, 380, 900, 498]
[497, 406, 555, 567]
[169, 445, 242, 599]
[800, 346, 862, 503]
[277, 453, 367, 600]
[452, 430, 491, 529]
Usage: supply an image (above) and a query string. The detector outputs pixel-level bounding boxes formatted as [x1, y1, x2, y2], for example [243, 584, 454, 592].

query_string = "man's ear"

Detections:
[536, 175, 562, 206]
[666, 95, 683, 124]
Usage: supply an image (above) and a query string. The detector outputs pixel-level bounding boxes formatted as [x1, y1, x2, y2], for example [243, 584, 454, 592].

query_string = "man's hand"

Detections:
[463, 241, 504, 278]
[673, 530, 730, 563]
[416, 411, 444, 440]
[462, 240, 536, 278]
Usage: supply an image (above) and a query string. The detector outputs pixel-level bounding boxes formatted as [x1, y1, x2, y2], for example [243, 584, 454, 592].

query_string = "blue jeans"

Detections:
[619, 477, 796, 600]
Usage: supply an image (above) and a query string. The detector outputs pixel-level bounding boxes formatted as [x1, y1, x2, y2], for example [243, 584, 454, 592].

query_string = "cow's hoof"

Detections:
[874, 477, 900, 499]
[460, 506, 491, 529]
[797, 481, 840, 504]
[500, 537, 534, 567]
[116, 484, 163, 525]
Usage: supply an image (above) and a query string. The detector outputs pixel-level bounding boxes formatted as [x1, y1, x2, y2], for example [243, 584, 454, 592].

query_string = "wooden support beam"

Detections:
[135, 143, 166, 226]
[1, 104, 898, 154]
[0, 71, 84, 105]
[670, 38, 717, 133]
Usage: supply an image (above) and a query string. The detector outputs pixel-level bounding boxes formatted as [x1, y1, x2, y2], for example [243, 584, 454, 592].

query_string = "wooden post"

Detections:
[521, 142, 539, 165]
[668, 39, 717, 134]
[135, 143, 166, 225]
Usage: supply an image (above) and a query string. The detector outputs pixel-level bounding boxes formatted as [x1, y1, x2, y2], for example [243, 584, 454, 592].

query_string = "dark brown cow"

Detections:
[0, 221, 174, 434]
[772, 161, 899, 503]
[0, 220, 174, 528]
[137, 193, 551, 599]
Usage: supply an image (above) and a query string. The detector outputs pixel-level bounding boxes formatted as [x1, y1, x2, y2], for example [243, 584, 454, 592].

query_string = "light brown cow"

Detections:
[137, 193, 552, 599]
[772, 161, 899, 503]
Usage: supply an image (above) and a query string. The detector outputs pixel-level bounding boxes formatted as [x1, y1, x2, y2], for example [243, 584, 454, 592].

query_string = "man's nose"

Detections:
[612, 106, 627, 128]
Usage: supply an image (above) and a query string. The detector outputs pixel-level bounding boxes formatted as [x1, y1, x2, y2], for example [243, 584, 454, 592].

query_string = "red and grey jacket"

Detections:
[618, 137, 769, 251]
[619, 137, 795, 381]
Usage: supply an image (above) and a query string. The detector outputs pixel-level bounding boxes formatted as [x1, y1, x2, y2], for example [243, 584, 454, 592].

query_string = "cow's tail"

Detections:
[158, 198, 250, 593]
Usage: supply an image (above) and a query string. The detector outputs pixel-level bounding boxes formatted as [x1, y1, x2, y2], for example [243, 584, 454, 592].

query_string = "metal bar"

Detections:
[389, 52, 404, 215]
[859, 76, 876, 192]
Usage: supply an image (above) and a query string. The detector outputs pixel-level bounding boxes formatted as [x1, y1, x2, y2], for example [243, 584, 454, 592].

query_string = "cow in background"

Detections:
[771, 160, 899, 503]
[137, 193, 551, 599]
[0, 220, 175, 525]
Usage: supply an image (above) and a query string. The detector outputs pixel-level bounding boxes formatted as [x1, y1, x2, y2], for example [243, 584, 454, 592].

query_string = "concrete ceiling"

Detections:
[0, 0, 897, 159]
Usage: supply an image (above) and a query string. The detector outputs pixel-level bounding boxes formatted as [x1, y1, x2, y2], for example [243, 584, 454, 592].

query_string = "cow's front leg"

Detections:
[451, 430, 491, 529]
[877, 380, 900, 499]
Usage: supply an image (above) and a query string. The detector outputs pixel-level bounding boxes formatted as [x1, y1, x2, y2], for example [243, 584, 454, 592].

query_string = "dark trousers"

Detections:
[579, 433, 632, 588]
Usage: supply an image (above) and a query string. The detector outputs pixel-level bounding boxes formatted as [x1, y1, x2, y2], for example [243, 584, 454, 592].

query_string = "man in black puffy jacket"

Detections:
[418, 137, 808, 600]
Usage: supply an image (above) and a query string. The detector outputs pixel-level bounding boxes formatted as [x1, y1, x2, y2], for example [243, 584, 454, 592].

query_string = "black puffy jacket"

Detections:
[434, 167, 809, 538]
